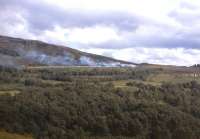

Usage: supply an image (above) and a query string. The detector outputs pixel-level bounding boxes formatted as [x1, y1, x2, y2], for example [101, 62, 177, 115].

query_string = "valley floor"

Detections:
[0, 65, 200, 139]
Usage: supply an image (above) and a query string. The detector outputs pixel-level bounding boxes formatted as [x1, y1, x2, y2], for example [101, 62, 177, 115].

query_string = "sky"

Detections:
[1, 0, 200, 66]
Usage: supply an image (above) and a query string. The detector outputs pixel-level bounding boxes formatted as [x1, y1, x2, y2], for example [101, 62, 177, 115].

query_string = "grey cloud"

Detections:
[169, 11, 200, 26]
[0, 0, 140, 34]
[26, 9, 140, 34]
[76, 32, 200, 50]
[1, 0, 200, 51]
[169, 2, 200, 27]
[180, 1, 199, 10]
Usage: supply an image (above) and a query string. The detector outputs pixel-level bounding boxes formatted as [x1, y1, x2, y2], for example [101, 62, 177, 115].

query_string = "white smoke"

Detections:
[24, 51, 77, 65]
[79, 56, 96, 66]
[15, 47, 136, 67]
[80, 56, 136, 67]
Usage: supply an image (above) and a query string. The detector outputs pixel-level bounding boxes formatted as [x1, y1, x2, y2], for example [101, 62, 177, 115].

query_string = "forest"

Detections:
[0, 65, 200, 139]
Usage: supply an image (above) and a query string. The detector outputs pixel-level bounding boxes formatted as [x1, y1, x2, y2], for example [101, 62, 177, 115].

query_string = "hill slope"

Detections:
[0, 35, 136, 68]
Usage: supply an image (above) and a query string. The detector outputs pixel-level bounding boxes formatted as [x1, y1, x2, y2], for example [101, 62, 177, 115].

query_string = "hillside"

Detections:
[2, 35, 200, 139]
[0, 35, 136, 68]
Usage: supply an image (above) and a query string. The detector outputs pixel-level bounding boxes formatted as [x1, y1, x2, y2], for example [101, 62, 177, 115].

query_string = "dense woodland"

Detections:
[0, 66, 200, 139]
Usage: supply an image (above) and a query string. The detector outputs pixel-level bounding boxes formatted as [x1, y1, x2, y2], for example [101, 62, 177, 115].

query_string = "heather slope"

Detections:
[0, 35, 136, 68]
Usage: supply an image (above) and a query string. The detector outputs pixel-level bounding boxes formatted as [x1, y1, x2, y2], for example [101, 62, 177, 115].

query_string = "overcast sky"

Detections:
[1, 0, 200, 66]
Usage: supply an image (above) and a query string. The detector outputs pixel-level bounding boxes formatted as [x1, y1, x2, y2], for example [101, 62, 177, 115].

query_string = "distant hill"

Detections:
[0, 35, 136, 68]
